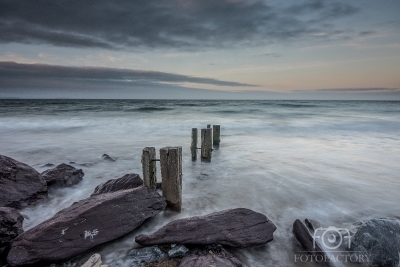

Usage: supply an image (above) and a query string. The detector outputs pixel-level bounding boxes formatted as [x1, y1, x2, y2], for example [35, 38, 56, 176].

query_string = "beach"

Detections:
[1, 99, 400, 266]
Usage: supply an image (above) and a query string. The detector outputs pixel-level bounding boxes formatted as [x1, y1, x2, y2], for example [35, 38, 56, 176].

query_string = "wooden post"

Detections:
[207, 124, 211, 128]
[191, 128, 197, 160]
[201, 128, 212, 160]
[213, 125, 220, 146]
[141, 147, 157, 190]
[160, 147, 182, 212]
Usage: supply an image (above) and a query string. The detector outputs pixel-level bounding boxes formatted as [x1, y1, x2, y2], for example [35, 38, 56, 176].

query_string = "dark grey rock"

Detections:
[91, 174, 143, 196]
[7, 186, 166, 266]
[0, 155, 47, 208]
[0, 207, 24, 247]
[168, 245, 189, 258]
[136, 208, 276, 248]
[127, 246, 168, 266]
[179, 247, 242, 267]
[292, 219, 325, 257]
[351, 218, 400, 267]
[41, 164, 84, 187]
[101, 154, 115, 162]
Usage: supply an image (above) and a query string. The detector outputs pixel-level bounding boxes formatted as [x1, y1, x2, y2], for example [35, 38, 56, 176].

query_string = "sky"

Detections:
[0, 0, 400, 100]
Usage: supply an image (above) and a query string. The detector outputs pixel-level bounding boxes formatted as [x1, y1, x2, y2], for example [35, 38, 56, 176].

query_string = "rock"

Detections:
[156, 182, 162, 190]
[136, 208, 276, 248]
[101, 154, 115, 162]
[179, 247, 242, 267]
[91, 174, 143, 196]
[292, 219, 325, 257]
[0, 155, 47, 208]
[0, 207, 24, 247]
[127, 246, 168, 266]
[351, 218, 400, 267]
[7, 186, 166, 266]
[42, 163, 54, 168]
[1, 246, 10, 267]
[168, 245, 189, 258]
[41, 164, 84, 187]
[81, 254, 108, 267]
[146, 258, 181, 267]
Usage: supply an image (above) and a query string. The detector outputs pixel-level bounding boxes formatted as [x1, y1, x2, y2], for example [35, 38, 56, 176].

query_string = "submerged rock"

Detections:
[7, 186, 166, 266]
[351, 218, 400, 267]
[101, 154, 115, 162]
[136, 208, 276, 248]
[91, 174, 143, 196]
[41, 163, 84, 187]
[0, 207, 24, 247]
[0, 155, 47, 208]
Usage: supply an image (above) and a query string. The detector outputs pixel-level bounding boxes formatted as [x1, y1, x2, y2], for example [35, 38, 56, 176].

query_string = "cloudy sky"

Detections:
[0, 0, 399, 99]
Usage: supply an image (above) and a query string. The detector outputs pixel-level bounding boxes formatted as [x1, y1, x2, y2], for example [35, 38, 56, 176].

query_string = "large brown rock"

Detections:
[0, 155, 47, 208]
[41, 163, 84, 187]
[0, 207, 24, 247]
[91, 173, 143, 196]
[135, 208, 276, 248]
[7, 186, 166, 266]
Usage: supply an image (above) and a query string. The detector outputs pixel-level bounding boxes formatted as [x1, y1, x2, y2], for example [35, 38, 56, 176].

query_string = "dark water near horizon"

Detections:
[1, 99, 400, 266]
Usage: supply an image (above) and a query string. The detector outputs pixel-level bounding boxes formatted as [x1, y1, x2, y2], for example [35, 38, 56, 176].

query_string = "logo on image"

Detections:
[313, 226, 351, 251]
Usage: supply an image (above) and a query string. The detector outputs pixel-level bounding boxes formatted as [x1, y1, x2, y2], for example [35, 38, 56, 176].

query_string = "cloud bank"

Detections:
[0, 0, 359, 50]
[0, 61, 256, 89]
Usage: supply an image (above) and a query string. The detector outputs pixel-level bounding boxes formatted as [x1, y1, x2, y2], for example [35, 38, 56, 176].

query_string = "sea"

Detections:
[1, 99, 399, 267]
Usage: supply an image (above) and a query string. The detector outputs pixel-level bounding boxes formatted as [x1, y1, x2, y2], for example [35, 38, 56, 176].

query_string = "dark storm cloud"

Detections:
[0, 61, 256, 88]
[0, 0, 359, 50]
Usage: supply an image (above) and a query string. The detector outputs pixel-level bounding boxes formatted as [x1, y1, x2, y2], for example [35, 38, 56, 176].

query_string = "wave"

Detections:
[126, 107, 174, 112]
[277, 103, 318, 108]
[175, 103, 199, 107]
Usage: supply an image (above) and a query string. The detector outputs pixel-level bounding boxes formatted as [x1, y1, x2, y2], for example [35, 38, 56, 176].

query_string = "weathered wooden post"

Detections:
[207, 124, 211, 128]
[213, 125, 220, 146]
[141, 147, 157, 190]
[160, 146, 182, 212]
[191, 128, 198, 160]
[201, 128, 212, 160]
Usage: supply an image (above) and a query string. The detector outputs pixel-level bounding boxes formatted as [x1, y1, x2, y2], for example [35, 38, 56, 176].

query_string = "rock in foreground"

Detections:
[81, 254, 108, 267]
[351, 218, 400, 267]
[136, 208, 276, 248]
[41, 163, 84, 187]
[292, 219, 325, 257]
[179, 247, 242, 267]
[0, 155, 47, 208]
[7, 186, 166, 266]
[127, 246, 168, 266]
[0, 207, 24, 247]
[91, 174, 143, 196]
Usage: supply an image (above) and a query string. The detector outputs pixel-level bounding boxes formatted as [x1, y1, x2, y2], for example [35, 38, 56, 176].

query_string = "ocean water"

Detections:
[1, 99, 400, 266]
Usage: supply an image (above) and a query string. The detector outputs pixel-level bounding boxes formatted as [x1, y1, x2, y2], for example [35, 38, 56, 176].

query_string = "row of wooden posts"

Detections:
[191, 124, 220, 161]
[141, 125, 221, 212]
